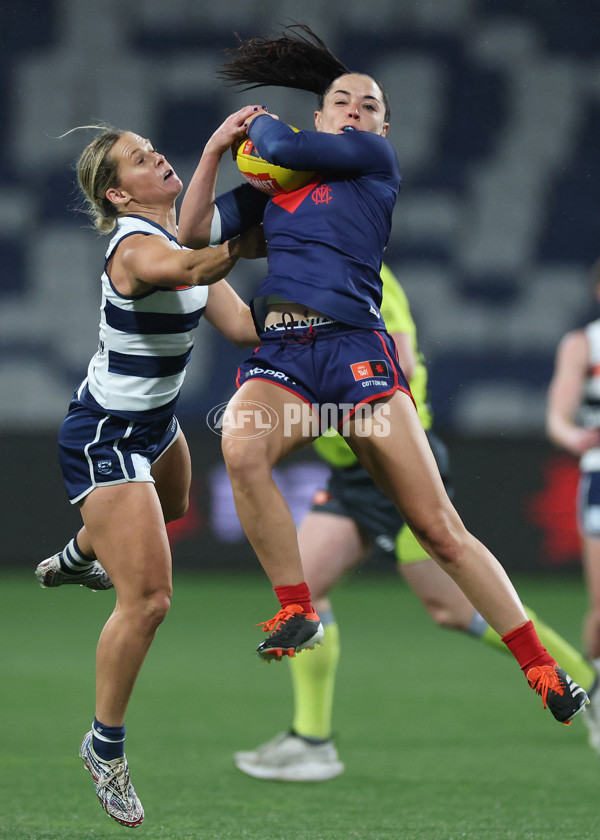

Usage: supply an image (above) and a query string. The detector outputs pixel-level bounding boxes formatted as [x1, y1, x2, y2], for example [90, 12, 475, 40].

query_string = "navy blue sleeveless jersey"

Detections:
[214, 116, 401, 331]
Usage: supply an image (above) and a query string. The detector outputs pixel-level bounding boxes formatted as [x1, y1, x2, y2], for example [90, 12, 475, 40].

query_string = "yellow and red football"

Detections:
[236, 126, 314, 196]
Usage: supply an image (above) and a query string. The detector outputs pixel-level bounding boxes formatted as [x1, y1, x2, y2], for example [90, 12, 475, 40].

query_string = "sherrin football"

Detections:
[236, 125, 314, 196]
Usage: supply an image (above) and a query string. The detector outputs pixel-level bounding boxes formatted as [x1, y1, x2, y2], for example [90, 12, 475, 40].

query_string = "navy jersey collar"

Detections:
[122, 214, 178, 243]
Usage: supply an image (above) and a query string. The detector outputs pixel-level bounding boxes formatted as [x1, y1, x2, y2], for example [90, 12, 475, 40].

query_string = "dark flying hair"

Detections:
[217, 24, 390, 121]
[217, 24, 349, 96]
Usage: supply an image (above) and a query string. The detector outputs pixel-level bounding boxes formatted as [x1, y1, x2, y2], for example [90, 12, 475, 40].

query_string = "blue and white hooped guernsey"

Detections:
[580, 319, 600, 472]
[79, 214, 208, 422]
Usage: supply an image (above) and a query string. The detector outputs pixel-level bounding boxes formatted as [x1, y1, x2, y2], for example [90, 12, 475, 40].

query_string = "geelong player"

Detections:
[178, 25, 589, 725]
[547, 259, 600, 750]
[35, 120, 265, 826]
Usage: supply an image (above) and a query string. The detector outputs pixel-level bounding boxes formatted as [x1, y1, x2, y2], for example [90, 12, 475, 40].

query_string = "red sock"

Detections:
[501, 620, 555, 674]
[274, 582, 315, 615]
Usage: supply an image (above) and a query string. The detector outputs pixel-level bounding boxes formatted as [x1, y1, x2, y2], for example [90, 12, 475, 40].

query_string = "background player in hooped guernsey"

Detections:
[234, 263, 600, 781]
[546, 258, 600, 751]
[34, 119, 266, 828]
[178, 25, 589, 726]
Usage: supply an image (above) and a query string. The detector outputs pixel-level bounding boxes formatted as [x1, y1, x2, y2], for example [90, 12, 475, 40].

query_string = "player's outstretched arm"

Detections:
[179, 106, 265, 248]
[547, 330, 600, 455]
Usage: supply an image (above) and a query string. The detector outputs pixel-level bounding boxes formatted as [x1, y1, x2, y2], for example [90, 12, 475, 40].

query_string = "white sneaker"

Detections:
[80, 731, 144, 827]
[234, 732, 344, 781]
[582, 660, 600, 754]
[35, 554, 113, 591]
[234, 731, 290, 765]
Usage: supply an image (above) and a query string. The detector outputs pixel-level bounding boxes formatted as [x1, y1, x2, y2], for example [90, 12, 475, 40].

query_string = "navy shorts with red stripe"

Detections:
[236, 322, 413, 425]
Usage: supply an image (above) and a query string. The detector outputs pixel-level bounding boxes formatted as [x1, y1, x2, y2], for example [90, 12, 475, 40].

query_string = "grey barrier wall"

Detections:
[2, 432, 582, 576]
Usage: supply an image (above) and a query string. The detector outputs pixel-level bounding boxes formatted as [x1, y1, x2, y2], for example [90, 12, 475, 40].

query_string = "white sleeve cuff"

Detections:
[209, 207, 223, 247]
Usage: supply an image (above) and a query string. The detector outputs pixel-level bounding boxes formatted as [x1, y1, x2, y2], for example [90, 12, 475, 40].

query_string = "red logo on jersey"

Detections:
[312, 184, 332, 205]
[351, 360, 389, 381]
[271, 177, 321, 213]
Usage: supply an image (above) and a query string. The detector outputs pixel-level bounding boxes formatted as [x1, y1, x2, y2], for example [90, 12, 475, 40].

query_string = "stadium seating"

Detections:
[1, 0, 598, 433]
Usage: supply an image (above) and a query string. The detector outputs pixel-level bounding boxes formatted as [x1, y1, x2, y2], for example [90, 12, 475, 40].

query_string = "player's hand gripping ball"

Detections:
[236, 126, 314, 196]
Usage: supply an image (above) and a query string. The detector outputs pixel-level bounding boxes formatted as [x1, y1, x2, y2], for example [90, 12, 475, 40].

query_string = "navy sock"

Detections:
[290, 728, 329, 746]
[92, 718, 126, 761]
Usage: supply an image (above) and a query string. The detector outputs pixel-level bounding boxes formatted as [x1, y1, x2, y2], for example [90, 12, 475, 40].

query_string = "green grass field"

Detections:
[3, 569, 599, 840]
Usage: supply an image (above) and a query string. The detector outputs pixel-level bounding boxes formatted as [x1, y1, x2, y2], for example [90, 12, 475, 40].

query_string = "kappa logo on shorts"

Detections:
[350, 360, 389, 381]
[245, 366, 296, 383]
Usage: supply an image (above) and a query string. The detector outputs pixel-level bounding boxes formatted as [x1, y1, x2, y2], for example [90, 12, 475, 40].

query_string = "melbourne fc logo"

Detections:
[312, 184, 332, 204]
[206, 400, 279, 439]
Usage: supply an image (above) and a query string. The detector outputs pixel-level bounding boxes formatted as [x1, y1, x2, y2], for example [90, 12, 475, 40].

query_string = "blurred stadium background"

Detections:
[2, 0, 599, 574]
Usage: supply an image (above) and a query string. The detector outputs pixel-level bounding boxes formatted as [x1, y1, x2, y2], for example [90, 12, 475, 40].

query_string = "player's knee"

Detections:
[585, 608, 600, 638]
[163, 495, 189, 523]
[413, 517, 467, 567]
[139, 589, 172, 632]
[424, 599, 467, 631]
[222, 435, 269, 483]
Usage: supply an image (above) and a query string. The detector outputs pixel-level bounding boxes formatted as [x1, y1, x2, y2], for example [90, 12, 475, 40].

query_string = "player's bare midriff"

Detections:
[264, 302, 330, 328]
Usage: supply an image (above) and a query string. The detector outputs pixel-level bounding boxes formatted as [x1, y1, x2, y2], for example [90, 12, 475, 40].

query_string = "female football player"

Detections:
[178, 25, 588, 726]
[546, 259, 600, 750]
[233, 265, 600, 781]
[35, 117, 265, 827]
